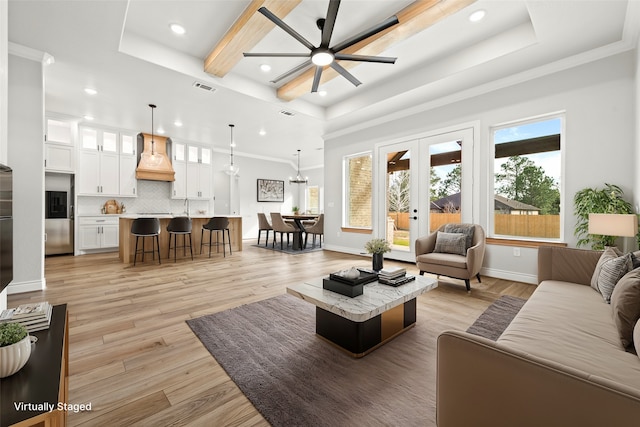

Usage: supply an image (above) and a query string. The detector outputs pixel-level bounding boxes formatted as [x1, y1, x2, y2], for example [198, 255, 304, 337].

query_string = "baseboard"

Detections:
[7, 278, 46, 295]
[323, 244, 370, 258]
[480, 267, 537, 285]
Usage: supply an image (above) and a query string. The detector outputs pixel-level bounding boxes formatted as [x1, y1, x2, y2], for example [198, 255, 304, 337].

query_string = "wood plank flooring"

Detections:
[8, 243, 536, 426]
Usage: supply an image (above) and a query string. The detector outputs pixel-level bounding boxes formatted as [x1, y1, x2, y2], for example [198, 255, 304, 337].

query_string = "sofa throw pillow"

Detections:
[434, 231, 467, 256]
[591, 247, 623, 294]
[444, 224, 475, 250]
[611, 268, 640, 348]
[634, 320, 640, 358]
[597, 253, 633, 303]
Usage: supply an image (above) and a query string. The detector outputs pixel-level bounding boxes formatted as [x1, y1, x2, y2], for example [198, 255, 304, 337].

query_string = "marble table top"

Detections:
[287, 274, 437, 322]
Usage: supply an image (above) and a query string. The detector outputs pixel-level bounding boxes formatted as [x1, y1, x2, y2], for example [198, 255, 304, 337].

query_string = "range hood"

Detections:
[135, 133, 175, 182]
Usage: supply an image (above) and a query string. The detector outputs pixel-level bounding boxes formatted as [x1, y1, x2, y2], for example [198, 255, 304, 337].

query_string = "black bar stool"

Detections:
[167, 216, 193, 262]
[200, 217, 232, 257]
[131, 218, 161, 266]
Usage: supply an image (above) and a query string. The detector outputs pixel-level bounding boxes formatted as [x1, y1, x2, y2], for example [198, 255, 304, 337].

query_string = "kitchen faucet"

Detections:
[184, 198, 190, 216]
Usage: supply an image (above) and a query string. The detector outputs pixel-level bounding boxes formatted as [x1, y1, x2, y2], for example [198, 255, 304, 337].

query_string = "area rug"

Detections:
[251, 243, 323, 255]
[466, 295, 527, 341]
[186, 294, 438, 426]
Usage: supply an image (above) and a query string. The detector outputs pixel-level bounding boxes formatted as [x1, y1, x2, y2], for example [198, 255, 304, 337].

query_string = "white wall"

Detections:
[7, 52, 45, 294]
[634, 43, 640, 217]
[324, 52, 636, 284]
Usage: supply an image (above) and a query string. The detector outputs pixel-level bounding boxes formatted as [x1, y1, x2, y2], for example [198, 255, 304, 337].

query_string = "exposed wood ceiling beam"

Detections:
[204, 0, 302, 77]
[277, 0, 478, 101]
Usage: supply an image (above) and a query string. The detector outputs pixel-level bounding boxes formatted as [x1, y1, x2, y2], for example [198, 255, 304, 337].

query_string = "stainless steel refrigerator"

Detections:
[45, 173, 74, 255]
[0, 163, 12, 293]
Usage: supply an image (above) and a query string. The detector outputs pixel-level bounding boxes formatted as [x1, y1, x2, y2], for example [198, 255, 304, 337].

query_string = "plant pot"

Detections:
[0, 335, 32, 378]
[372, 253, 384, 272]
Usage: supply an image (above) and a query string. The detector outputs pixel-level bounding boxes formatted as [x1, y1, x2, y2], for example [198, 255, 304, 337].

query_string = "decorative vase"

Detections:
[372, 253, 384, 272]
[0, 335, 32, 378]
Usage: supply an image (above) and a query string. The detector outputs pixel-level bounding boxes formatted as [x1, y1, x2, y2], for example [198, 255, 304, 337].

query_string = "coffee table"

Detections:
[287, 275, 437, 357]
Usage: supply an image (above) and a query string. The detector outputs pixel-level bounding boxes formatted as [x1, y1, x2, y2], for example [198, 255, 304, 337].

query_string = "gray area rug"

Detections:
[187, 294, 436, 426]
[466, 295, 527, 341]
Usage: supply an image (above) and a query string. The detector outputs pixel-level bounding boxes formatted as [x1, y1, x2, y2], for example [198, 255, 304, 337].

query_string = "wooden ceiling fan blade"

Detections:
[311, 66, 323, 92]
[320, 0, 341, 48]
[270, 59, 313, 84]
[243, 53, 311, 58]
[330, 61, 361, 87]
[334, 53, 396, 64]
[332, 15, 399, 53]
[258, 7, 316, 51]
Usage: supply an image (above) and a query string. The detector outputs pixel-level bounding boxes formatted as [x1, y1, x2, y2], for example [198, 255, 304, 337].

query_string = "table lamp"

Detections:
[588, 213, 638, 251]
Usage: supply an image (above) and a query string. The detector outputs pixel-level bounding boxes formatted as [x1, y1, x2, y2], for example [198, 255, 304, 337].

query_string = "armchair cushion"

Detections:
[434, 231, 467, 256]
[416, 252, 467, 269]
[444, 223, 475, 250]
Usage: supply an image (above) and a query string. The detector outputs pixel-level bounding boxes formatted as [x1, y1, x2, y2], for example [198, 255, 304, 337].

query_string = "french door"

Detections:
[377, 128, 474, 262]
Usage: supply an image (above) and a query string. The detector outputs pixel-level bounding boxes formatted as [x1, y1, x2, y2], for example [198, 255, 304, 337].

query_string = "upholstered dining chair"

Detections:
[415, 223, 486, 292]
[257, 213, 273, 246]
[270, 212, 298, 250]
[303, 213, 324, 248]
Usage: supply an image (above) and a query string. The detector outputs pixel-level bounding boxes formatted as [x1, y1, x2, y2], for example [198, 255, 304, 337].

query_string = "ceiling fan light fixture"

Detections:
[260, 64, 271, 72]
[311, 49, 334, 66]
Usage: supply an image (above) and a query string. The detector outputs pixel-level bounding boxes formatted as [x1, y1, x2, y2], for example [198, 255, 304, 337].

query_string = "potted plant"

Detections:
[292, 206, 299, 214]
[574, 183, 635, 249]
[365, 238, 391, 272]
[0, 322, 32, 378]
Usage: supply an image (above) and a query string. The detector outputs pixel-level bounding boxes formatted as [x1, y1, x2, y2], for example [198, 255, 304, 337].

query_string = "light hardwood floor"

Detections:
[8, 243, 536, 426]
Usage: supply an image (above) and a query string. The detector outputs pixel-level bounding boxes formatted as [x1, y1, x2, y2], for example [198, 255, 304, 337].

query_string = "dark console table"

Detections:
[0, 304, 69, 427]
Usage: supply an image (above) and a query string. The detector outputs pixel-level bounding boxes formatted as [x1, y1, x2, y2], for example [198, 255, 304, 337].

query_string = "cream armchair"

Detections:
[415, 223, 486, 292]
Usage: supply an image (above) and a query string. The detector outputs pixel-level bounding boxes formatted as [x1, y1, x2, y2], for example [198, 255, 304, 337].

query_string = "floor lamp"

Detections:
[588, 213, 638, 252]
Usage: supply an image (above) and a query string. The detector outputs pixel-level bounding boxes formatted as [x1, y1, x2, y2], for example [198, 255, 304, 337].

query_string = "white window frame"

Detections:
[489, 112, 565, 242]
[343, 151, 373, 229]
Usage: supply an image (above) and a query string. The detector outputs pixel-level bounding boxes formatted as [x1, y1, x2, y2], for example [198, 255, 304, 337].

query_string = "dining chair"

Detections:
[303, 213, 324, 248]
[270, 213, 298, 250]
[257, 213, 273, 246]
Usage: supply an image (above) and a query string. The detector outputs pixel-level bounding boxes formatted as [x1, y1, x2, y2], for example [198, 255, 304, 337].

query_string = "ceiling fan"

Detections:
[243, 0, 399, 93]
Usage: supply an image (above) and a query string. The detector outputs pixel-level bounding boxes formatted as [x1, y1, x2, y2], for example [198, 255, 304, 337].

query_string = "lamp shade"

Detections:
[588, 214, 638, 237]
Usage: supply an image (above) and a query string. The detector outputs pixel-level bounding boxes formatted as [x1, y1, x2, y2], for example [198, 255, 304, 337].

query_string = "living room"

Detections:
[2, 0, 640, 426]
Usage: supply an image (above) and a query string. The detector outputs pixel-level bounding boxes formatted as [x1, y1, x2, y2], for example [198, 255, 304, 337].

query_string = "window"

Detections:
[492, 115, 563, 240]
[344, 152, 372, 229]
[306, 185, 320, 214]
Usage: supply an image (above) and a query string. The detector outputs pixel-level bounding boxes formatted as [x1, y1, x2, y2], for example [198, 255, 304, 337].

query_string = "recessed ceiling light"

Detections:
[83, 115, 94, 121]
[170, 23, 186, 35]
[156, 128, 165, 135]
[260, 64, 271, 72]
[318, 90, 327, 97]
[469, 10, 486, 22]
[84, 88, 97, 95]
[174, 121, 183, 127]
[259, 129, 266, 136]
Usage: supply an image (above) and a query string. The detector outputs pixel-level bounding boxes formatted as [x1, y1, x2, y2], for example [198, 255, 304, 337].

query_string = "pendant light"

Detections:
[289, 149, 308, 184]
[147, 104, 162, 166]
[223, 124, 239, 176]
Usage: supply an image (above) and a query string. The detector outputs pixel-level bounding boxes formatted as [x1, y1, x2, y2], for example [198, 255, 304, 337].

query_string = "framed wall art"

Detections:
[257, 179, 284, 202]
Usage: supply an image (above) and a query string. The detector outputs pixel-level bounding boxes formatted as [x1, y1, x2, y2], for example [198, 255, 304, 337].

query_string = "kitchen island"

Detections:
[118, 214, 242, 264]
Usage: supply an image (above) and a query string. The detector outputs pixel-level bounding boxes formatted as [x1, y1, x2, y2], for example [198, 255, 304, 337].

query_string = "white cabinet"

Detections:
[119, 133, 137, 197]
[45, 118, 75, 172]
[183, 145, 212, 200]
[78, 216, 119, 251]
[77, 126, 136, 197]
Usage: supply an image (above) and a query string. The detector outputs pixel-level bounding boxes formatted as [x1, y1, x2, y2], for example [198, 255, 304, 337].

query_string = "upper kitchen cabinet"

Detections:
[172, 143, 211, 200]
[119, 133, 137, 197]
[77, 126, 119, 196]
[45, 118, 75, 173]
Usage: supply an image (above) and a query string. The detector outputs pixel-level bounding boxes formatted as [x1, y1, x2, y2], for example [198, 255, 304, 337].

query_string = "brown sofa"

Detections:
[436, 246, 640, 427]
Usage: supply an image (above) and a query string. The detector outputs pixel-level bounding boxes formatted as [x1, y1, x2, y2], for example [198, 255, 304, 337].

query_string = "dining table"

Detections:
[281, 214, 319, 250]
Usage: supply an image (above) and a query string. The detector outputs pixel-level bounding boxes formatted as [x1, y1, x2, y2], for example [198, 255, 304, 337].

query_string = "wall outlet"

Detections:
[513, 247, 521, 257]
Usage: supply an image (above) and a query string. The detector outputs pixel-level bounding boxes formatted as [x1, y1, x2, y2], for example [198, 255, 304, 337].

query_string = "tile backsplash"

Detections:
[76, 180, 211, 216]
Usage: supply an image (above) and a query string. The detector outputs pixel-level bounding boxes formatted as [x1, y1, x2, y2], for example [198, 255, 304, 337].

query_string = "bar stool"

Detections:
[131, 218, 161, 266]
[167, 216, 193, 262]
[200, 217, 232, 257]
